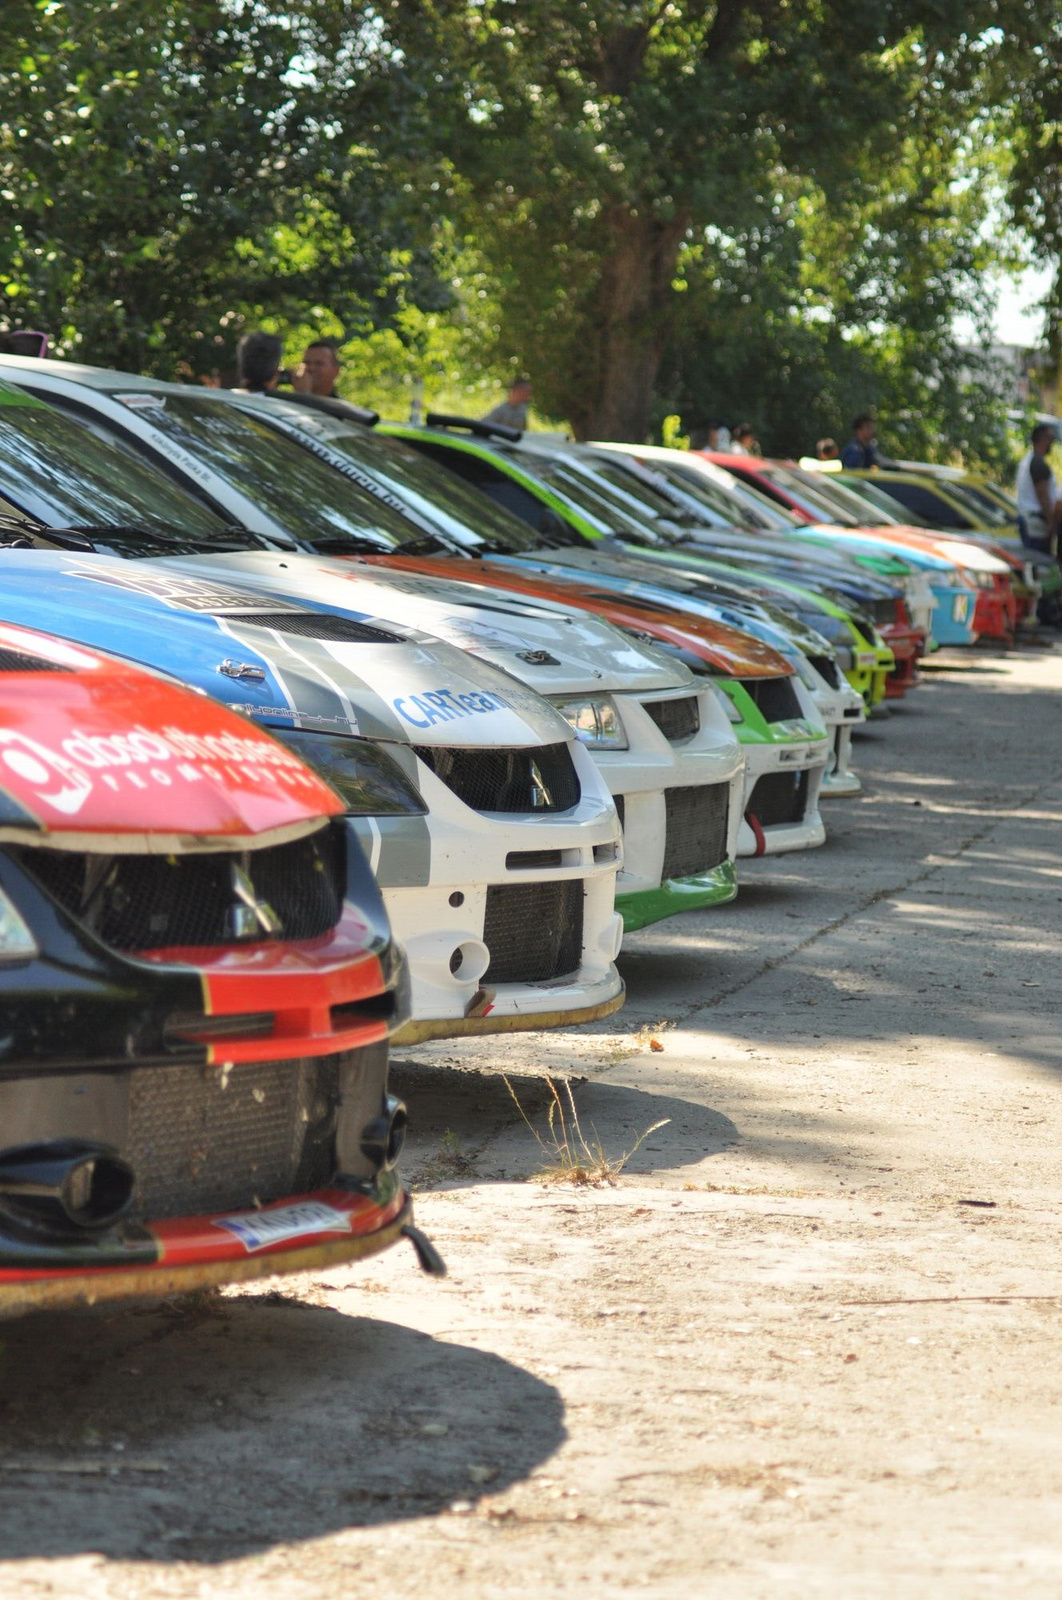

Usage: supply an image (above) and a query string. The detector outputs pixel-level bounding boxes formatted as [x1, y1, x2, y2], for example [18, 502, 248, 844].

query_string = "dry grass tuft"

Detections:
[502, 1074, 669, 1187]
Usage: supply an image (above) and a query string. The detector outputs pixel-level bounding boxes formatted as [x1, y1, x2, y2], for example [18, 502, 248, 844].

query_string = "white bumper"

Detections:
[357, 740, 625, 1040]
[589, 685, 745, 894]
[736, 737, 829, 856]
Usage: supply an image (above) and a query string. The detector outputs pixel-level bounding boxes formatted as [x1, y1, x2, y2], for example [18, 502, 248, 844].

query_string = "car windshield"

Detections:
[836, 474, 931, 527]
[571, 452, 685, 517]
[944, 480, 1013, 528]
[0, 391, 237, 537]
[791, 470, 909, 527]
[515, 451, 673, 544]
[104, 390, 435, 553]
[636, 459, 771, 530]
[669, 460, 800, 531]
[755, 464, 863, 526]
[263, 407, 543, 553]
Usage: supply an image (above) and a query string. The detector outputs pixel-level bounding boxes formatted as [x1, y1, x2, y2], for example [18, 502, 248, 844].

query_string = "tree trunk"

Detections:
[567, 205, 688, 442]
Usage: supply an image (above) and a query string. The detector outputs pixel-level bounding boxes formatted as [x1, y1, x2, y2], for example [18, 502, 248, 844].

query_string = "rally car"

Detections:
[146, 554, 748, 932]
[0, 551, 625, 1040]
[0, 621, 426, 1317]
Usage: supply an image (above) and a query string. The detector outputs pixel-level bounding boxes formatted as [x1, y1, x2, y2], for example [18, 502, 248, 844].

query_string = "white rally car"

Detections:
[0, 551, 626, 1043]
[156, 554, 748, 933]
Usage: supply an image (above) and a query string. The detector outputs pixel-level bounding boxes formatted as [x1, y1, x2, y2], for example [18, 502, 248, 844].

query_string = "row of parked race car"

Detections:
[0, 352, 1042, 1316]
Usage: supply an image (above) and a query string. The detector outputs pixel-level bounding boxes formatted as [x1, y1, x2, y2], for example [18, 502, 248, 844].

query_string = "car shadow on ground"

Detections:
[0, 1299, 565, 1563]
[390, 1059, 740, 1187]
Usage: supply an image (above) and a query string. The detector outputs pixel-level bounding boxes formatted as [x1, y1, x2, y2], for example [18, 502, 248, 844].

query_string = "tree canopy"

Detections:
[0, 1, 1051, 461]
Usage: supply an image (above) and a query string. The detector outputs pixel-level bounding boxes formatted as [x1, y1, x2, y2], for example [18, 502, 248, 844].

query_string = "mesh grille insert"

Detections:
[483, 879, 584, 984]
[868, 598, 896, 627]
[807, 654, 842, 690]
[739, 676, 803, 723]
[415, 742, 579, 813]
[746, 769, 810, 828]
[0, 648, 71, 673]
[12, 825, 345, 952]
[644, 695, 700, 742]
[122, 1044, 383, 1219]
[661, 783, 731, 879]
[221, 612, 401, 643]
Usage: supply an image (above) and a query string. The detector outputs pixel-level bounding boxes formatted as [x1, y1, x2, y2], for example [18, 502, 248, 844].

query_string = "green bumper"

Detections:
[617, 861, 738, 932]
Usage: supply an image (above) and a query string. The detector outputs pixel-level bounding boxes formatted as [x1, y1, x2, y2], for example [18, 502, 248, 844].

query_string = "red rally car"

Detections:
[0, 623, 434, 1317]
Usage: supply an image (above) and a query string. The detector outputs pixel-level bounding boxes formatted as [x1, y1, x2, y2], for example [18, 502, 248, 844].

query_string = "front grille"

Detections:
[644, 695, 700, 742]
[807, 653, 842, 690]
[123, 1047, 379, 1219]
[12, 825, 345, 952]
[483, 879, 583, 984]
[415, 742, 580, 813]
[0, 648, 71, 673]
[223, 612, 401, 643]
[661, 783, 731, 879]
[869, 598, 897, 627]
[739, 676, 803, 723]
[746, 769, 810, 827]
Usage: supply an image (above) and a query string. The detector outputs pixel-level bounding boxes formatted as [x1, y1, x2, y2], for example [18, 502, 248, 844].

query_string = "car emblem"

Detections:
[229, 863, 282, 939]
[218, 659, 266, 681]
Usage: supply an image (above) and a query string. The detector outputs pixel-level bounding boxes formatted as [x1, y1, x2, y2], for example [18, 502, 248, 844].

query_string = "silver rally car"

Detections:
[0, 553, 625, 1043]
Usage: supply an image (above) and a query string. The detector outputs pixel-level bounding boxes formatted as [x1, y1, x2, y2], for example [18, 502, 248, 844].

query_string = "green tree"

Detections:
[377, 0, 1000, 441]
[0, 0, 448, 376]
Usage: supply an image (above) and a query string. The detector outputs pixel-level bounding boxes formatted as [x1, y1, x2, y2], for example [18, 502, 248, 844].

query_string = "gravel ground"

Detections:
[2, 640, 1062, 1598]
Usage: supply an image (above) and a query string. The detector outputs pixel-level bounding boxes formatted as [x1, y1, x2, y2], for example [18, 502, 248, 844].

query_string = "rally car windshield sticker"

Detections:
[115, 392, 167, 410]
[64, 565, 305, 614]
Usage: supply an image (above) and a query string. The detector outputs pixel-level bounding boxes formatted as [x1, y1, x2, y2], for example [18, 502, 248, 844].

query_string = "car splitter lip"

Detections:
[0, 1183, 417, 1318]
[617, 860, 738, 933]
[392, 977, 626, 1043]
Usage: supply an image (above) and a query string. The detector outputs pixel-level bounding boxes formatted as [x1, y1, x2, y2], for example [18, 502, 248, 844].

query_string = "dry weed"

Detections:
[502, 1074, 669, 1187]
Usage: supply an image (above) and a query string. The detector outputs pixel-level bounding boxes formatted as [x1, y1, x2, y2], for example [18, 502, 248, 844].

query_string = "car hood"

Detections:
[0, 619, 346, 848]
[0, 551, 576, 751]
[351, 555, 793, 678]
[152, 550, 695, 697]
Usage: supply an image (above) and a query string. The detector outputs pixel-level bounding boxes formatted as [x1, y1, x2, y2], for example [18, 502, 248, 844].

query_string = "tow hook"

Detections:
[744, 811, 767, 857]
[402, 1224, 447, 1277]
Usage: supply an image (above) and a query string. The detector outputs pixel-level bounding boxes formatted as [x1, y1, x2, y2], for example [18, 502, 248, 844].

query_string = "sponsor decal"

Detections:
[393, 687, 512, 729]
[0, 721, 321, 815]
[64, 565, 304, 615]
[212, 1199, 353, 1252]
[0, 730, 94, 815]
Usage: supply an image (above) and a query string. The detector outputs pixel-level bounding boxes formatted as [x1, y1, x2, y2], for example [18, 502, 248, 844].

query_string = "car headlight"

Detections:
[833, 645, 855, 672]
[709, 682, 744, 723]
[547, 694, 629, 749]
[0, 885, 38, 962]
[791, 653, 820, 690]
[275, 728, 427, 815]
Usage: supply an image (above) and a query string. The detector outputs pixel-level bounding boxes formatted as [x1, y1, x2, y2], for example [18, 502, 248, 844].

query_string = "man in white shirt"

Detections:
[1016, 423, 1061, 551]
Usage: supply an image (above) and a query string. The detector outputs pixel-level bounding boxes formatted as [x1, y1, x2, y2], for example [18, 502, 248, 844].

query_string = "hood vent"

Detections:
[219, 612, 402, 644]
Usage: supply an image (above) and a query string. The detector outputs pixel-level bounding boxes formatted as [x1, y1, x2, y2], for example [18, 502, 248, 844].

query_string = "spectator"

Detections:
[236, 331, 283, 393]
[730, 424, 758, 455]
[816, 437, 839, 460]
[294, 338, 342, 398]
[840, 412, 881, 469]
[482, 376, 532, 430]
[1016, 422, 1061, 552]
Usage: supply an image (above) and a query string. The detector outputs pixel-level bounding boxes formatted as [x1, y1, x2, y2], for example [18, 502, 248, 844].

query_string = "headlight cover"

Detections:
[547, 694, 629, 749]
[0, 884, 38, 962]
[275, 728, 427, 815]
[710, 682, 744, 723]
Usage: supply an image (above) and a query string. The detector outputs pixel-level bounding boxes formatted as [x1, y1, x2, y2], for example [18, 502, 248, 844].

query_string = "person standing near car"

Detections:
[235, 331, 283, 393]
[294, 338, 342, 398]
[840, 412, 882, 469]
[1016, 422, 1062, 552]
[481, 375, 532, 430]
